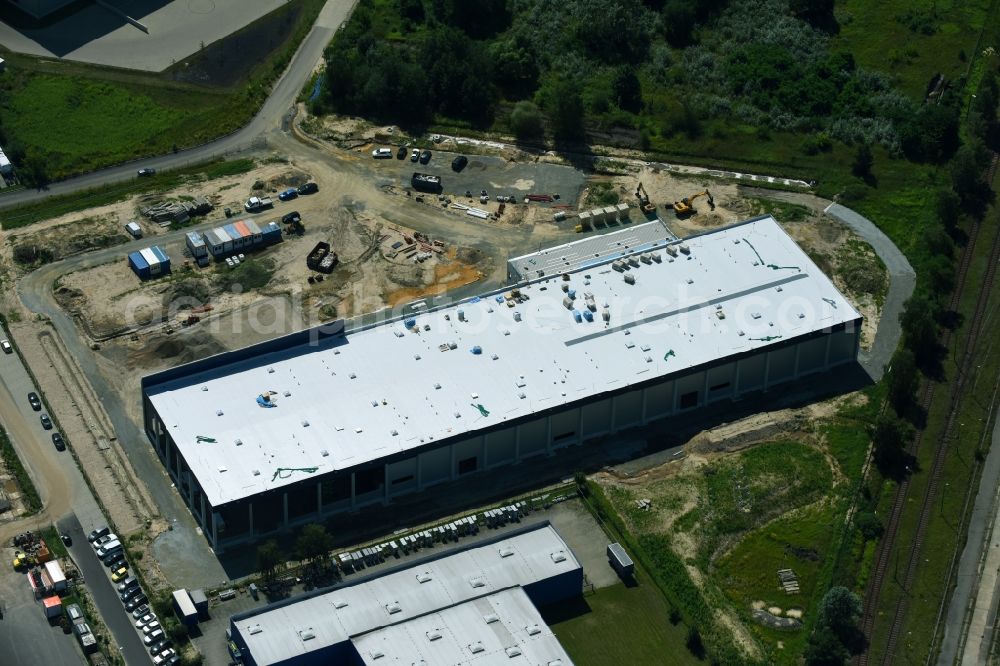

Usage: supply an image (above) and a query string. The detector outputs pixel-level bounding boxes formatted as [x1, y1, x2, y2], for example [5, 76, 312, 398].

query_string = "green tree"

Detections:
[934, 188, 961, 233]
[855, 512, 884, 540]
[296, 523, 333, 569]
[886, 348, 918, 413]
[872, 412, 914, 472]
[661, 0, 697, 47]
[612, 66, 643, 113]
[950, 141, 990, 204]
[397, 0, 424, 23]
[789, 0, 834, 25]
[490, 34, 540, 97]
[509, 101, 545, 141]
[818, 586, 862, 638]
[540, 76, 585, 141]
[257, 539, 283, 582]
[899, 294, 939, 364]
[685, 626, 705, 659]
[852, 144, 873, 178]
[805, 624, 850, 665]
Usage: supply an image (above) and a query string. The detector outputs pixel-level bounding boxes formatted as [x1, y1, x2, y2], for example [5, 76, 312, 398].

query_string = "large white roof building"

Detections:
[143, 215, 861, 551]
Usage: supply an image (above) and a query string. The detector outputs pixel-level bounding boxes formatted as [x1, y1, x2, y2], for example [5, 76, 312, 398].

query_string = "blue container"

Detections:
[573, 310, 582, 323]
[583, 310, 594, 322]
[128, 251, 150, 279]
[404, 318, 416, 328]
[567, 289, 576, 299]
[471, 345, 482, 355]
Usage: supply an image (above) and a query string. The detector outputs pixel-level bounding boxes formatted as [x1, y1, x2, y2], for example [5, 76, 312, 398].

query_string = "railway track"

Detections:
[859, 152, 1000, 665]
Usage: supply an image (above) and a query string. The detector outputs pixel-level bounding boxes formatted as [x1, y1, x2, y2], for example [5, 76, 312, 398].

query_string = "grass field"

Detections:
[548, 577, 701, 666]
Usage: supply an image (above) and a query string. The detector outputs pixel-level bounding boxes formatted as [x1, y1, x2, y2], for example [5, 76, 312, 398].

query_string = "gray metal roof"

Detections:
[146, 216, 860, 506]
[507, 219, 677, 281]
[231, 524, 580, 666]
[353, 587, 573, 665]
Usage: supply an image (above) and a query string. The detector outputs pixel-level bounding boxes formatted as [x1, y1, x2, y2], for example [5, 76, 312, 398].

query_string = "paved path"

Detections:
[0, 0, 358, 211]
[738, 189, 916, 381]
[936, 344, 1000, 664]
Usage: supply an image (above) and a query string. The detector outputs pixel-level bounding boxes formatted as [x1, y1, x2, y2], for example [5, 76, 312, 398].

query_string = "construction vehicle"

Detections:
[635, 182, 656, 215]
[672, 190, 714, 216]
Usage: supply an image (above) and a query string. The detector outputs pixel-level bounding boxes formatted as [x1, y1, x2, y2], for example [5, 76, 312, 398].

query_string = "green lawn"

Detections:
[549, 577, 701, 666]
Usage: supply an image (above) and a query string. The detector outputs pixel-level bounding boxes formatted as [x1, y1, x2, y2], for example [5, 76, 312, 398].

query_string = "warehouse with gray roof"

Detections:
[142, 215, 861, 552]
[228, 522, 581, 666]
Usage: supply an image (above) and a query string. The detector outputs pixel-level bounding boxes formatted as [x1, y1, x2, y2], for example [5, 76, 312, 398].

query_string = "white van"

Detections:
[96, 540, 122, 558]
[371, 148, 393, 159]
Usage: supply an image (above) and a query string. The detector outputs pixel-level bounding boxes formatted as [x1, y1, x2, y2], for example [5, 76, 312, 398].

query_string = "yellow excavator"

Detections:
[635, 182, 657, 215]
[672, 190, 715, 216]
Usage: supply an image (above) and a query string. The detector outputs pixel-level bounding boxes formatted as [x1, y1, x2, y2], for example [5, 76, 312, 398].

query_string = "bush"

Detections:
[854, 512, 884, 540]
[509, 101, 545, 142]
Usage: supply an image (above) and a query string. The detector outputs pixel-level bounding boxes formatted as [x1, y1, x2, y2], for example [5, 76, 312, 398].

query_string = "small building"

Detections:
[128, 246, 170, 280]
[189, 588, 209, 619]
[125, 221, 143, 239]
[42, 595, 61, 619]
[66, 603, 84, 624]
[262, 221, 282, 245]
[186, 231, 208, 266]
[172, 589, 198, 626]
[204, 227, 233, 258]
[43, 560, 67, 593]
[607, 542, 634, 578]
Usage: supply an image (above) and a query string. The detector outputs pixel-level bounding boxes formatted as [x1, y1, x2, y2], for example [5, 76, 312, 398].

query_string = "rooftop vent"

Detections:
[235, 439, 243, 446]
[248, 624, 263, 635]
[499, 546, 515, 558]
[201, 386, 208, 392]
[302, 420, 310, 427]
[297, 628, 315, 641]
[321, 449, 329, 457]
[426, 629, 442, 642]
[369, 650, 384, 660]
[416, 572, 432, 583]
[333, 599, 348, 609]
[469, 642, 486, 654]
[217, 410, 224, 416]
[434, 383, 442, 389]
[484, 613, 500, 624]
[551, 550, 567, 563]
[252, 469, 260, 476]
[218, 466, 227, 473]
[506, 647, 523, 658]
[526, 624, 542, 636]
[349, 373, 357, 379]
[414, 354, 421, 360]
[283, 390, 291, 397]
[469, 576, 487, 589]
[385, 602, 401, 615]
[355, 427, 363, 433]
[549, 661, 565, 666]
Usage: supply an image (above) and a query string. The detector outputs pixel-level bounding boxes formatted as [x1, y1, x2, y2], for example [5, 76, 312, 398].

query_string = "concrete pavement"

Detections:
[0, 561, 85, 666]
[936, 373, 1000, 665]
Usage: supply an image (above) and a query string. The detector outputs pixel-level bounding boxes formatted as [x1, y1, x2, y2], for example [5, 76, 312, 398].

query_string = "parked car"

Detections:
[121, 587, 143, 603]
[111, 567, 129, 582]
[137, 168, 156, 177]
[143, 621, 162, 634]
[131, 604, 151, 619]
[1, 339, 11, 353]
[104, 552, 126, 569]
[410, 148, 419, 162]
[126, 595, 149, 612]
[396, 145, 407, 160]
[97, 540, 122, 558]
[27, 392, 41, 411]
[153, 649, 176, 665]
[135, 613, 156, 628]
[297, 182, 318, 195]
[419, 150, 432, 164]
[116, 576, 137, 592]
[60, 533, 72, 546]
[92, 534, 117, 549]
[282, 211, 301, 224]
[51, 433, 65, 451]
[144, 629, 165, 646]
[371, 148, 393, 159]
[149, 639, 171, 655]
[451, 155, 468, 172]
[87, 526, 110, 543]
[40, 414, 52, 430]
[278, 188, 298, 201]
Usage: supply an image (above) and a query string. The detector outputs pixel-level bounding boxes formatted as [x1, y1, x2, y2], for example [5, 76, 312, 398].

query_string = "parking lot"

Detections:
[0, 558, 83, 665]
[370, 149, 587, 203]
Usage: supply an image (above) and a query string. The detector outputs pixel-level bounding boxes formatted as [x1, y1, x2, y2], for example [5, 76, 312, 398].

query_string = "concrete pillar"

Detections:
[282, 493, 289, 528]
[417, 456, 424, 490]
[199, 490, 206, 528]
[545, 417, 554, 456]
[211, 510, 218, 547]
[577, 407, 585, 445]
[824, 332, 833, 367]
[249, 502, 254, 537]
[480, 436, 487, 468]
[610, 397, 618, 433]
[733, 360, 742, 397]
[317, 482, 323, 515]
[702, 370, 710, 403]
[793, 343, 802, 379]
[514, 427, 521, 462]
[641, 387, 649, 424]
[384, 465, 391, 505]
[763, 351, 772, 391]
[350, 472, 357, 509]
[450, 444, 457, 480]
[671, 380, 678, 413]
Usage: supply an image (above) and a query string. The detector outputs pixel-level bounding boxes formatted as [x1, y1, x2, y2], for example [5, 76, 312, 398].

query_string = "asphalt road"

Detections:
[59, 514, 151, 665]
[0, 562, 84, 666]
[0, 0, 357, 211]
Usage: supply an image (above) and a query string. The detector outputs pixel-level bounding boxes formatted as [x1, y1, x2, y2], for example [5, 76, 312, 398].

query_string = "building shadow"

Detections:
[0, 0, 173, 58]
[537, 595, 594, 625]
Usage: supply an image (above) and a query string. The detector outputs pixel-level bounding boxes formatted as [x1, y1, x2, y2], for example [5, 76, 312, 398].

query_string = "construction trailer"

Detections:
[125, 221, 143, 239]
[190, 588, 209, 619]
[607, 542, 634, 577]
[172, 589, 198, 626]
[43, 560, 67, 593]
[128, 246, 170, 280]
[411, 172, 442, 193]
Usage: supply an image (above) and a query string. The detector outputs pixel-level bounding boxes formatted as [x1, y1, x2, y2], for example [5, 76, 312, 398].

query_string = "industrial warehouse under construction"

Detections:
[141, 215, 862, 552]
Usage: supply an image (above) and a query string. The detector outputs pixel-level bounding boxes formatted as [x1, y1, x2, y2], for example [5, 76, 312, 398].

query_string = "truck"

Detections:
[306, 241, 338, 274]
[244, 196, 274, 213]
[411, 172, 442, 194]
